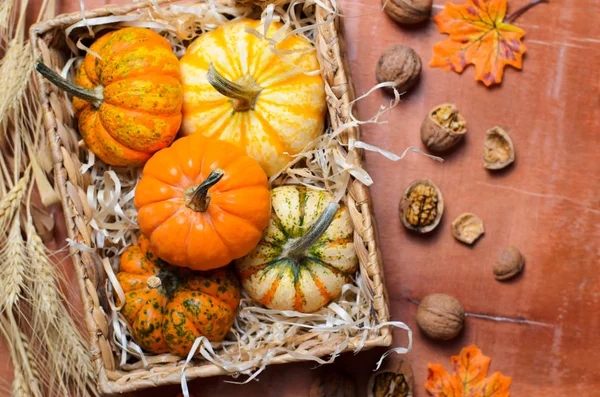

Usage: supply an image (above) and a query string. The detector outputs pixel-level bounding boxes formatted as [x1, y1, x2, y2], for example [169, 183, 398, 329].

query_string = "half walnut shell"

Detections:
[399, 179, 444, 234]
[451, 213, 484, 245]
[368, 360, 414, 397]
[421, 103, 467, 153]
[483, 126, 515, 170]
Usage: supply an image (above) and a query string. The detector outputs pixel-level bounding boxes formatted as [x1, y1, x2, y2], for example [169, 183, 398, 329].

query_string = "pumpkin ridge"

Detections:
[251, 106, 292, 159]
[98, 104, 180, 153]
[293, 275, 306, 312]
[240, 257, 283, 281]
[203, 211, 233, 259]
[91, 108, 151, 166]
[118, 273, 151, 293]
[215, 25, 244, 78]
[148, 207, 187, 238]
[269, 205, 290, 239]
[103, 76, 182, 116]
[255, 67, 310, 89]
[123, 289, 157, 322]
[257, 96, 323, 121]
[258, 272, 282, 306]
[305, 255, 346, 277]
[305, 264, 333, 303]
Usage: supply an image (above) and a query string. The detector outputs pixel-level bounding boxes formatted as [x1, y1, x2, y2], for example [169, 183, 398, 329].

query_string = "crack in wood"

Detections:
[407, 297, 554, 328]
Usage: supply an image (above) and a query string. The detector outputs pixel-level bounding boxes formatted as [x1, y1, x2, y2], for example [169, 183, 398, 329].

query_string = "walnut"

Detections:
[376, 45, 422, 94]
[367, 360, 414, 397]
[483, 126, 515, 170]
[382, 0, 433, 25]
[309, 370, 356, 397]
[421, 103, 467, 153]
[451, 213, 484, 245]
[399, 179, 444, 234]
[494, 246, 525, 281]
[416, 293, 464, 340]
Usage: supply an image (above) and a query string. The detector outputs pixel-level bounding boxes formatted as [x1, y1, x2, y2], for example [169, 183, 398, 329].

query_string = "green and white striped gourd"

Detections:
[235, 186, 358, 312]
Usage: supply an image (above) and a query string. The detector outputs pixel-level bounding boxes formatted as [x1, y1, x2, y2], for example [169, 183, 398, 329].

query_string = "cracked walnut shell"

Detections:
[416, 293, 465, 340]
[368, 360, 414, 397]
[421, 103, 467, 153]
[494, 246, 525, 281]
[484, 126, 515, 170]
[376, 45, 422, 94]
[451, 213, 485, 245]
[399, 179, 444, 234]
[382, 0, 433, 25]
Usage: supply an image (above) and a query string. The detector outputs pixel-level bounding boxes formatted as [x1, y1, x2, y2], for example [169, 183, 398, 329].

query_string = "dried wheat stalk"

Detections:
[0, 0, 97, 395]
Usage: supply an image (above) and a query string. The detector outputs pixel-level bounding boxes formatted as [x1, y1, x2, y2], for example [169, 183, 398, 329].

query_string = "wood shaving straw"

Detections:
[60, 0, 432, 389]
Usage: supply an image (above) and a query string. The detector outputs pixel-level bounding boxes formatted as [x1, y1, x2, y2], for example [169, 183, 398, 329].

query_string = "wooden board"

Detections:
[6, 0, 599, 396]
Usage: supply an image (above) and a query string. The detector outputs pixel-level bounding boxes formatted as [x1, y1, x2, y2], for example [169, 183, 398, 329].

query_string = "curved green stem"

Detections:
[206, 63, 262, 112]
[184, 169, 225, 212]
[283, 202, 340, 258]
[35, 62, 103, 108]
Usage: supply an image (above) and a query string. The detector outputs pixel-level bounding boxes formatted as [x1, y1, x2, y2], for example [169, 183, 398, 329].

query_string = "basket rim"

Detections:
[30, 0, 393, 393]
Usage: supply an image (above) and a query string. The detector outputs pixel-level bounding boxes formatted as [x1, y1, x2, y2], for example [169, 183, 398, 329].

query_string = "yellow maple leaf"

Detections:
[425, 345, 512, 396]
[430, 0, 547, 86]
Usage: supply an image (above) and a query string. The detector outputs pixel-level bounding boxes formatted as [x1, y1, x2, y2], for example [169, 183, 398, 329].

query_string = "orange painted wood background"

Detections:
[3, 0, 599, 396]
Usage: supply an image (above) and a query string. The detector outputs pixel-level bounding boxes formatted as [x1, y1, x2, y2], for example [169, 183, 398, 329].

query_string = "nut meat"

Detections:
[421, 103, 467, 153]
[382, 0, 433, 25]
[399, 179, 444, 233]
[484, 126, 515, 170]
[416, 293, 465, 340]
[451, 213, 485, 245]
[494, 246, 525, 281]
[368, 360, 414, 397]
[376, 45, 422, 94]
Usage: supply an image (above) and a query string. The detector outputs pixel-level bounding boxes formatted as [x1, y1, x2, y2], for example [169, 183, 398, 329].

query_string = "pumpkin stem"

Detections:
[184, 169, 225, 212]
[146, 276, 162, 289]
[283, 202, 340, 258]
[36, 62, 104, 108]
[206, 63, 262, 112]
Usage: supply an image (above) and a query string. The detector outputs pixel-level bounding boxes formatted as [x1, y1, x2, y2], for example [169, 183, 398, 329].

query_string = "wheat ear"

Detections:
[26, 219, 99, 396]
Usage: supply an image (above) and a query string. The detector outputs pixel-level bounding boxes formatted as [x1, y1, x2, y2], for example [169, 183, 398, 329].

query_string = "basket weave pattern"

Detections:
[32, 1, 391, 393]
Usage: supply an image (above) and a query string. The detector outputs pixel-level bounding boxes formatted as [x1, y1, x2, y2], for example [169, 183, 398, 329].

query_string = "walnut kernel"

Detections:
[416, 293, 465, 340]
[382, 0, 433, 25]
[399, 179, 444, 234]
[494, 246, 525, 281]
[451, 213, 485, 245]
[376, 45, 422, 94]
[483, 126, 515, 170]
[421, 103, 467, 153]
[367, 360, 414, 397]
[309, 370, 356, 397]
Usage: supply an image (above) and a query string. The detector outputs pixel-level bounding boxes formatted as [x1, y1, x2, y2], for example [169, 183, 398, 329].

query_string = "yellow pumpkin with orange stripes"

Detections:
[36, 28, 182, 167]
[235, 186, 358, 312]
[179, 19, 327, 176]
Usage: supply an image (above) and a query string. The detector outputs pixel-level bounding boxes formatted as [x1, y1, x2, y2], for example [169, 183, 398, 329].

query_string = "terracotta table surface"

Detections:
[4, 0, 599, 396]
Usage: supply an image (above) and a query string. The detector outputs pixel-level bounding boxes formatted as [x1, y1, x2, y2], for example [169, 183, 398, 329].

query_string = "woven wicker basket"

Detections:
[31, 0, 392, 393]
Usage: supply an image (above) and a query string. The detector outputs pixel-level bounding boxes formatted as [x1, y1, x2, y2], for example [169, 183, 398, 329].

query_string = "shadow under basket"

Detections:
[32, 0, 392, 394]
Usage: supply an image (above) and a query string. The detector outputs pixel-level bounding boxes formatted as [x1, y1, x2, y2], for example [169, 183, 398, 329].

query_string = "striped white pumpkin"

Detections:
[235, 186, 358, 312]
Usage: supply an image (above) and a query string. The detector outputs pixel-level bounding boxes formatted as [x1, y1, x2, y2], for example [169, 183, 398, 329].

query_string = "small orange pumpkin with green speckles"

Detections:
[36, 28, 183, 167]
[116, 235, 240, 356]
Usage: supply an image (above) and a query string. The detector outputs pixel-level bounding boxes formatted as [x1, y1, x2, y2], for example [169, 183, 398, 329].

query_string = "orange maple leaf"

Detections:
[430, 0, 547, 86]
[425, 345, 512, 397]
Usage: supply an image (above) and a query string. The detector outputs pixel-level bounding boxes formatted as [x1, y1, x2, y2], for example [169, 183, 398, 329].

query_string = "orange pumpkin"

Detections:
[117, 235, 240, 355]
[36, 28, 182, 167]
[134, 134, 271, 270]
